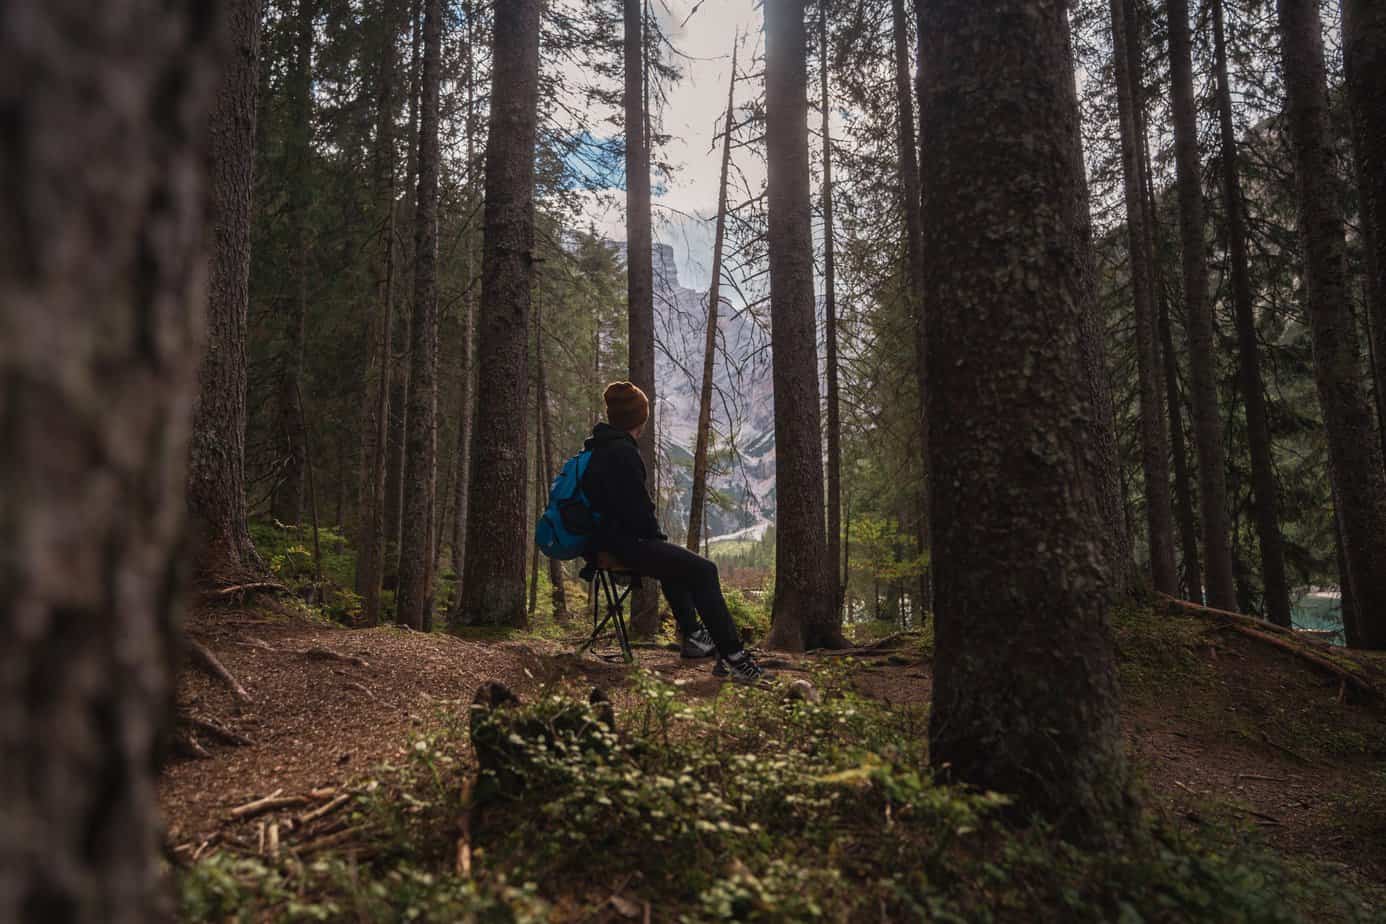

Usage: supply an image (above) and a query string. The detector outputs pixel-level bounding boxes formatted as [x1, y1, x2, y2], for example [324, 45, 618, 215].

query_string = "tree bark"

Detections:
[271, 0, 318, 526]
[395, 0, 442, 631]
[536, 284, 568, 619]
[459, 0, 541, 627]
[763, 0, 845, 652]
[384, 0, 424, 590]
[355, 0, 403, 627]
[0, 1, 222, 917]
[1278, 0, 1386, 650]
[1166, 0, 1237, 610]
[890, 0, 931, 618]
[819, 11, 846, 619]
[189, 0, 265, 586]
[1344, 0, 1386, 445]
[624, 0, 661, 637]
[1110, 0, 1177, 594]
[919, 0, 1129, 841]
[1212, 0, 1291, 626]
[688, 43, 738, 554]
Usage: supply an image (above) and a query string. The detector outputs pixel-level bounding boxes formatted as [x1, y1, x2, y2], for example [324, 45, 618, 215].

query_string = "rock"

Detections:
[783, 679, 821, 704]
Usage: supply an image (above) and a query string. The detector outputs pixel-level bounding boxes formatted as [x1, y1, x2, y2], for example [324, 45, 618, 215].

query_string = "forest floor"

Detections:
[164, 596, 1386, 921]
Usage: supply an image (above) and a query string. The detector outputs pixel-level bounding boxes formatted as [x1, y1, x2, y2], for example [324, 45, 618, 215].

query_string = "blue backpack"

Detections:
[535, 449, 601, 560]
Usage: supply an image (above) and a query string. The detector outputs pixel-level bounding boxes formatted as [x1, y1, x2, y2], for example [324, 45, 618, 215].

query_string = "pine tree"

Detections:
[818, 8, 845, 617]
[190, 0, 265, 584]
[920, 0, 1129, 839]
[1110, 0, 1178, 595]
[763, 0, 845, 652]
[0, 0, 222, 915]
[1213, 0, 1291, 625]
[624, 0, 660, 637]
[395, 0, 443, 630]
[459, 0, 542, 627]
[1277, 0, 1386, 650]
[1166, 0, 1237, 610]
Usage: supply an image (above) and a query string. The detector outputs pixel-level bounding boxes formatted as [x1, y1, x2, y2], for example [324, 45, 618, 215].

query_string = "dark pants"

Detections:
[601, 537, 743, 656]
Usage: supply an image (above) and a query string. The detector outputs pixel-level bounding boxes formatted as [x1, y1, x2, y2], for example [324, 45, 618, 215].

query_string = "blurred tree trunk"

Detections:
[1278, 0, 1386, 650]
[1110, 0, 1177, 594]
[395, 0, 442, 631]
[355, 0, 404, 626]
[190, 0, 265, 586]
[688, 42, 738, 554]
[459, 0, 542, 627]
[271, 0, 318, 526]
[891, 0, 931, 617]
[1166, 0, 1236, 610]
[763, 0, 845, 652]
[625, 0, 660, 637]
[920, 0, 1129, 842]
[0, 0, 222, 916]
[1212, 0, 1291, 625]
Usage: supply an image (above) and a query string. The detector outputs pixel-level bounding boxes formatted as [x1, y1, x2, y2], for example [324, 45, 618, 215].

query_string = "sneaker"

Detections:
[680, 627, 717, 660]
[722, 650, 772, 685]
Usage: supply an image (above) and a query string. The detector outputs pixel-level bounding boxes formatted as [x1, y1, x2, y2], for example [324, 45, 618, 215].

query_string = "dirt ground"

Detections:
[163, 599, 1386, 899]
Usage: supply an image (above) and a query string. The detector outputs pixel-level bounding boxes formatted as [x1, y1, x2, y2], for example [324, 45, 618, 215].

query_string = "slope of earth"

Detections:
[165, 597, 1386, 920]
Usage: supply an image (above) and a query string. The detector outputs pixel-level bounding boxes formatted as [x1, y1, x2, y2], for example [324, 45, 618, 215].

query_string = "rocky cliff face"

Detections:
[647, 243, 777, 542]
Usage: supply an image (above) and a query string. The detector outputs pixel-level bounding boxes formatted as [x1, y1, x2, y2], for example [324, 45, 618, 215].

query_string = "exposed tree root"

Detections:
[186, 638, 252, 703]
[178, 713, 255, 747]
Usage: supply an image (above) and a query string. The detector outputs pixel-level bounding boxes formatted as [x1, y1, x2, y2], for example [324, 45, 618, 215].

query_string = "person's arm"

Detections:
[611, 446, 666, 540]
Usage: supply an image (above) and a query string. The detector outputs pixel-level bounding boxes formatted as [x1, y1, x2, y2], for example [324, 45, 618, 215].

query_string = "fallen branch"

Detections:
[211, 581, 290, 599]
[1219, 623, 1378, 702]
[296, 825, 368, 855]
[299, 793, 351, 826]
[229, 789, 311, 821]
[173, 732, 211, 760]
[186, 639, 252, 703]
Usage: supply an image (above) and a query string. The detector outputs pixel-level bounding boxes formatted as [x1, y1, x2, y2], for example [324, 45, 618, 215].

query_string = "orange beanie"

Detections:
[604, 381, 649, 431]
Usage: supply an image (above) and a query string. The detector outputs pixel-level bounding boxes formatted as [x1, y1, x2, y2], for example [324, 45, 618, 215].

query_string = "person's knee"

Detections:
[695, 556, 719, 584]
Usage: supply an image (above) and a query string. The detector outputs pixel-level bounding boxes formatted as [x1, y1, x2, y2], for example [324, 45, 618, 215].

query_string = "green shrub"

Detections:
[725, 588, 770, 643]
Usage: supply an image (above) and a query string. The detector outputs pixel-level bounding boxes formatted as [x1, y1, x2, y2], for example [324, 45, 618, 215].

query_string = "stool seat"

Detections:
[594, 551, 631, 573]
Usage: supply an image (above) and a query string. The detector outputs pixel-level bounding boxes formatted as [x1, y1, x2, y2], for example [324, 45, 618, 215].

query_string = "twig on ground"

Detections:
[299, 793, 352, 826]
[211, 581, 290, 599]
[179, 714, 255, 747]
[296, 825, 368, 855]
[229, 789, 311, 821]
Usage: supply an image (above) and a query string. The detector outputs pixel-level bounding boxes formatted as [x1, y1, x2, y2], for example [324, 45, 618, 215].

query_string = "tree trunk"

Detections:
[1158, 284, 1204, 599]
[1110, 0, 1177, 594]
[459, 0, 542, 627]
[1166, 0, 1236, 610]
[446, 0, 480, 624]
[819, 11, 846, 620]
[688, 42, 738, 553]
[529, 408, 542, 620]
[189, 0, 265, 586]
[920, 0, 1129, 841]
[1066, 9, 1136, 594]
[355, 0, 403, 627]
[624, 0, 660, 637]
[395, 0, 442, 631]
[384, 0, 425, 590]
[271, 0, 318, 526]
[536, 285, 568, 619]
[763, 0, 844, 652]
[1212, 0, 1291, 626]
[891, 0, 931, 616]
[1345, 0, 1386, 444]
[1278, 0, 1386, 650]
[0, 1, 222, 917]
[1335, 500, 1362, 647]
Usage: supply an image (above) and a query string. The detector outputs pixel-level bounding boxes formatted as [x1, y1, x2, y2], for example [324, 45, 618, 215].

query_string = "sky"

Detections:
[566, 0, 767, 294]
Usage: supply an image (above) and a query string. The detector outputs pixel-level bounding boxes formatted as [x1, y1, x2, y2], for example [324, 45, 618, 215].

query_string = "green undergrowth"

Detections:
[177, 659, 1364, 923]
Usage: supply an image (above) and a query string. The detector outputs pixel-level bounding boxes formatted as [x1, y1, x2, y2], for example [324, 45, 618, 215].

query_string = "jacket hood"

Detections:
[584, 421, 638, 451]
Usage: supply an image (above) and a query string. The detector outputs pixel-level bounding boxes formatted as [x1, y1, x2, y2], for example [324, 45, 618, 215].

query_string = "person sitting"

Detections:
[580, 381, 769, 684]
